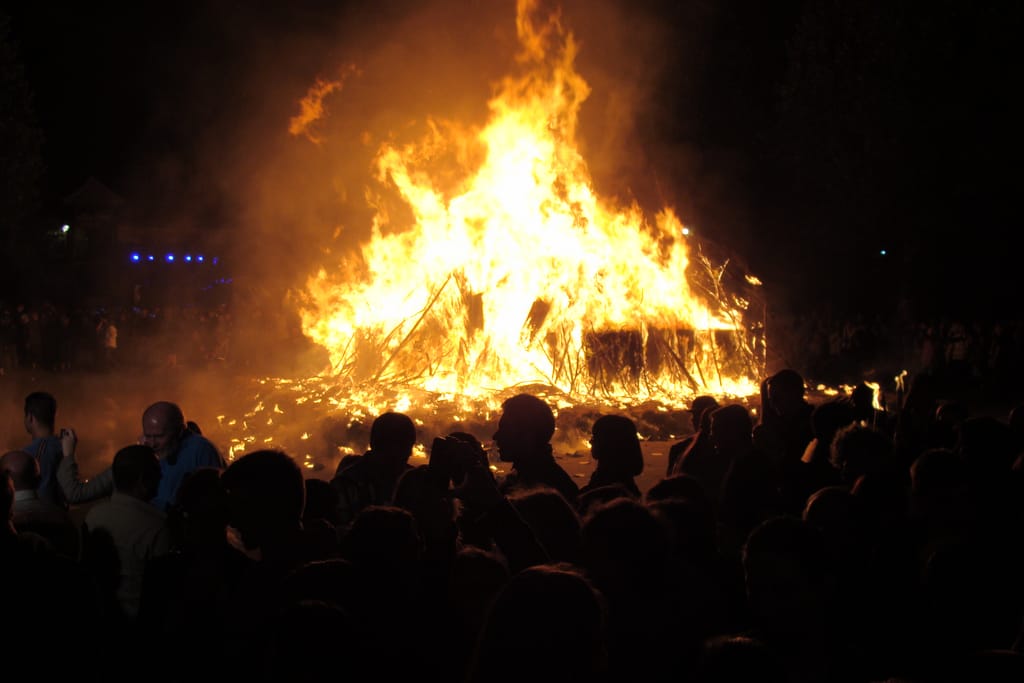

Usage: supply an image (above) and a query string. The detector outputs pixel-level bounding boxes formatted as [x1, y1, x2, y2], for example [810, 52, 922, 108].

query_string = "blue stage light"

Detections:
[197, 255, 205, 262]
[185, 255, 193, 262]
[147, 255, 155, 262]
[166, 254, 175, 262]
[130, 253, 141, 262]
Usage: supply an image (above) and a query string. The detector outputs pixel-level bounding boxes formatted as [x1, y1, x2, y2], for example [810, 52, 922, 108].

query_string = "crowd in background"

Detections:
[0, 300, 233, 373]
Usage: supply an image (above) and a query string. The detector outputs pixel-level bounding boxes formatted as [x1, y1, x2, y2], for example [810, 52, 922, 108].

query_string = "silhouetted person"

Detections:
[59, 400, 223, 512]
[507, 486, 582, 564]
[579, 498, 679, 682]
[0, 449, 79, 558]
[494, 393, 579, 504]
[650, 496, 746, 639]
[22, 391, 75, 507]
[577, 482, 637, 517]
[581, 414, 644, 498]
[684, 404, 756, 512]
[742, 516, 864, 682]
[142, 401, 225, 511]
[753, 369, 815, 468]
[447, 547, 511, 681]
[894, 372, 941, 467]
[789, 399, 852, 513]
[220, 449, 312, 680]
[0, 471, 100, 674]
[850, 382, 889, 432]
[83, 444, 169, 623]
[331, 411, 417, 526]
[646, 472, 710, 508]
[668, 395, 719, 476]
[715, 404, 782, 554]
[341, 505, 431, 680]
[302, 477, 342, 558]
[468, 564, 609, 683]
[393, 464, 458, 600]
[830, 422, 899, 487]
[930, 400, 969, 451]
[138, 466, 249, 682]
[694, 635, 787, 683]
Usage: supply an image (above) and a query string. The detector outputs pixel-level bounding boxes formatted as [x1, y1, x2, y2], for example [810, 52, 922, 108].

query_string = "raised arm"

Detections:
[58, 428, 114, 505]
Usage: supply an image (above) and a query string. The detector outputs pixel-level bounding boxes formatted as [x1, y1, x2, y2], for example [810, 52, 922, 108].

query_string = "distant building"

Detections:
[50, 177, 229, 308]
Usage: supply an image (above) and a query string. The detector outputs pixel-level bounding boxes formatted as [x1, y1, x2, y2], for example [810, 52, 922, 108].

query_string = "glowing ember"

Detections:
[295, 0, 763, 415]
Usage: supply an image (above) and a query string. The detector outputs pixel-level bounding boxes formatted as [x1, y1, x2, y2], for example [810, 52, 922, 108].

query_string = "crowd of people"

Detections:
[0, 300, 233, 374]
[4, 356, 1024, 682]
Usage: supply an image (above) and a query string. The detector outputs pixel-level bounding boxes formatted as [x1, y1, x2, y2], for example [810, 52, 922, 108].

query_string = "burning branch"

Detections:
[373, 274, 453, 383]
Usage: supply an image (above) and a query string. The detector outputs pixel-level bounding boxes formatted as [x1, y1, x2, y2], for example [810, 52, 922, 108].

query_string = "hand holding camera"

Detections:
[428, 433, 489, 489]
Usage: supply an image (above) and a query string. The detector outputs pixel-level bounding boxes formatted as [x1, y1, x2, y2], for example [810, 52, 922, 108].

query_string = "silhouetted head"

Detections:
[710, 404, 754, 453]
[590, 414, 644, 477]
[469, 564, 607, 683]
[494, 393, 556, 464]
[24, 391, 57, 435]
[646, 473, 708, 507]
[112, 444, 162, 501]
[803, 485, 852, 522]
[910, 448, 962, 499]
[222, 449, 305, 552]
[811, 399, 855, 441]
[580, 498, 670, 598]
[935, 400, 969, 426]
[142, 401, 187, 461]
[508, 486, 581, 564]
[850, 383, 876, 422]
[766, 369, 806, 417]
[369, 412, 417, 462]
[696, 636, 787, 683]
[0, 450, 41, 491]
[830, 423, 894, 485]
[689, 395, 720, 431]
[174, 467, 230, 546]
[393, 465, 456, 540]
[648, 496, 717, 560]
[342, 505, 421, 587]
[578, 483, 636, 517]
[449, 546, 510, 635]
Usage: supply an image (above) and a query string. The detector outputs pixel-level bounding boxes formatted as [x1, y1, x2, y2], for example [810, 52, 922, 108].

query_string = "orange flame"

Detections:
[297, 0, 761, 406]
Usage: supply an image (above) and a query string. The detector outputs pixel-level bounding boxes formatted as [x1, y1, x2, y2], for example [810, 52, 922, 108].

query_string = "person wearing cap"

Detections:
[667, 395, 719, 476]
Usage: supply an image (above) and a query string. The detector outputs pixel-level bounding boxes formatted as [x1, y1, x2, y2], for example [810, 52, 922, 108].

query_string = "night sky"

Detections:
[3, 0, 1021, 319]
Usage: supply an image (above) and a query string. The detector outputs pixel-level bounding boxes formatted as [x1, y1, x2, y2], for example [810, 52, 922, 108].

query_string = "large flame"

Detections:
[297, 0, 761, 407]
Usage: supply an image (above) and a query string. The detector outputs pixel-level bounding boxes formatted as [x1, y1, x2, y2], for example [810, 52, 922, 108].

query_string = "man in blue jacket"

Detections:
[60, 401, 223, 512]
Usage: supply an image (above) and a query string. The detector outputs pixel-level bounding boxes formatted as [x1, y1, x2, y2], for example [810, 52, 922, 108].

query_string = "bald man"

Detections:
[61, 401, 224, 513]
[141, 402, 224, 512]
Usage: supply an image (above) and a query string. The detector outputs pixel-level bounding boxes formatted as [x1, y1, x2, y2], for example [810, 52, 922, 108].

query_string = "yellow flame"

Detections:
[297, 0, 760, 405]
[289, 65, 360, 144]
